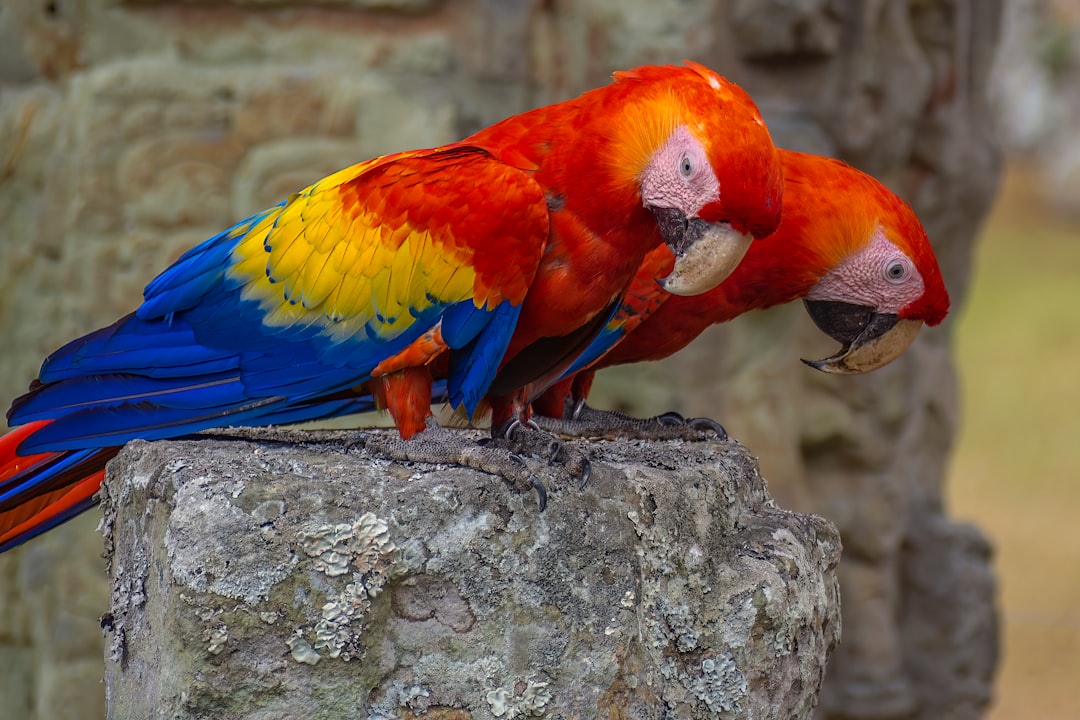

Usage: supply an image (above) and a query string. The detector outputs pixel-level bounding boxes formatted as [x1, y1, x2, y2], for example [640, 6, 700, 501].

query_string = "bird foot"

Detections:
[363, 418, 584, 511]
[532, 398, 728, 441]
[488, 418, 592, 492]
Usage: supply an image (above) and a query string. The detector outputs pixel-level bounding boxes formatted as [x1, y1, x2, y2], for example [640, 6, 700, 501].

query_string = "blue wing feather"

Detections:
[558, 323, 628, 380]
[9, 149, 545, 453]
[441, 302, 496, 349]
[446, 301, 522, 415]
[138, 208, 279, 320]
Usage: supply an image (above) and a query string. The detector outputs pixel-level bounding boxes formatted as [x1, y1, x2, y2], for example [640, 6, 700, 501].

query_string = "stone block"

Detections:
[101, 429, 842, 719]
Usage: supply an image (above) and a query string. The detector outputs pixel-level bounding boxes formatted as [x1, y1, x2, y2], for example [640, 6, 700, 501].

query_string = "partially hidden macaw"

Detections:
[0, 62, 783, 551]
[529, 148, 951, 434]
[298, 149, 951, 434]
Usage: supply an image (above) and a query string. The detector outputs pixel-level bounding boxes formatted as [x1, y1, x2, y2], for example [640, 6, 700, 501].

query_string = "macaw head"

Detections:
[775, 151, 950, 374]
[609, 62, 783, 296]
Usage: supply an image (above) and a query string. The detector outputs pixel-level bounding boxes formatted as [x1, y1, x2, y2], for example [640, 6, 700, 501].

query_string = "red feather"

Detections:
[533, 149, 951, 415]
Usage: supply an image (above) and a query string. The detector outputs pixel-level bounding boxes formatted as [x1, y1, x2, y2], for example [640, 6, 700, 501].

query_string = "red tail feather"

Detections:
[0, 421, 117, 550]
[0, 420, 55, 484]
[0, 470, 105, 548]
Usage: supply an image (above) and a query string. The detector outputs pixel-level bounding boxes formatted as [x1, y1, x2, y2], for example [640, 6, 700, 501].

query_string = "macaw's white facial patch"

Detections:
[806, 229, 925, 315]
[640, 126, 720, 216]
[643, 125, 753, 295]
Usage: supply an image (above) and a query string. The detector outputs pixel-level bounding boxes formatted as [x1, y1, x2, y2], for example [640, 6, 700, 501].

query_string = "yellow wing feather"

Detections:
[226, 147, 549, 346]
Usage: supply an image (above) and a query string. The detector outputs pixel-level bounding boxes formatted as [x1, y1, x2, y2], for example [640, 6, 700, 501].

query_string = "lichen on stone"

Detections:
[285, 631, 321, 665]
[291, 512, 400, 662]
[486, 679, 552, 718]
[368, 681, 432, 718]
[205, 623, 228, 655]
[768, 617, 797, 657]
[313, 600, 356, 659]
[299, 523, 357, 577]
[352, 512, 396, 574]
[299, 512, 397, 578]
[660, 599, 701, 653]
[690, 654, 747, 716]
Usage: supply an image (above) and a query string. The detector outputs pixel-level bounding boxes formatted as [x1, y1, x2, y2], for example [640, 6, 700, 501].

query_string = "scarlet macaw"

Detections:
[224, 149, 951, 437]
[529, 149, 951, 435]
[0, 62, 783, 551]
[300, 150, 951, 436]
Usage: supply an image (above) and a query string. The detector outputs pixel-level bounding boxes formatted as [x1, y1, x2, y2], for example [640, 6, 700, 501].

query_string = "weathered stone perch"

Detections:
[99, 429, 841, 719]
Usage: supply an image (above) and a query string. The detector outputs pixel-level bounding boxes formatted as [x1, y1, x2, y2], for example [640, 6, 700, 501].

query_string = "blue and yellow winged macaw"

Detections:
[0, 62, 784, 550]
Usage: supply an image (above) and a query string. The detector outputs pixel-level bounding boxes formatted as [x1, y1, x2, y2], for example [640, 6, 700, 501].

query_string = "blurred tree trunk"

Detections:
[0, 1, 1003, 718]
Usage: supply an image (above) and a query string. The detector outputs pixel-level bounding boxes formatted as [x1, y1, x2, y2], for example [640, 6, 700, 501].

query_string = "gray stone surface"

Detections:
[100, 429, 840, 719]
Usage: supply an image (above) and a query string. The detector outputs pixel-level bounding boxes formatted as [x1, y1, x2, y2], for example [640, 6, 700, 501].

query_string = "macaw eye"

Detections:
[884, 260, 907, 283]
[680, 155, 694, 178]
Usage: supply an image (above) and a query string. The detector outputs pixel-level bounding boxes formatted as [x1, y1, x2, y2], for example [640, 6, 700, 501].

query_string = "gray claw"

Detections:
[687, 417, 728, 440]
[498, 418, 523, 439]
[577, 458, 592, 490]
[507, 453, 546, 510]
[532, 477, 548, 512]
[570, 397, 588, 421]
[656, 411, 687, 426]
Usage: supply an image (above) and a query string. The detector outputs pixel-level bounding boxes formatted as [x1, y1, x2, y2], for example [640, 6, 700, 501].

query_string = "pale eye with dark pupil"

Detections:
[885, 261, 906, 281]
[680, 156, 693, 177]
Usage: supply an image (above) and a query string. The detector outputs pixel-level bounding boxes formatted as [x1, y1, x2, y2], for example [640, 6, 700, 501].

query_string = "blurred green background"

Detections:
[950, 160, 1080, 719]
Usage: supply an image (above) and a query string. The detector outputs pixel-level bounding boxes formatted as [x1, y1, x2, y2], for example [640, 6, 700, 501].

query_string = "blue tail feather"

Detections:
[0, 449, 101, 507]
[17, 399, 286, 452]
[0, 493, 99, 554]
[446, 301, 521, 416]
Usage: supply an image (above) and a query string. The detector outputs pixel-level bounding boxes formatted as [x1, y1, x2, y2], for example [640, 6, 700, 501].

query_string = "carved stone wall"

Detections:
[0, 2, 1003, 719]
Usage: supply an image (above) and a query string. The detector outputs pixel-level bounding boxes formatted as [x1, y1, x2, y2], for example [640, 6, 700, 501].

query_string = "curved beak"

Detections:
[801, 300, 923, 374]
[652, 207, 753, 296]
